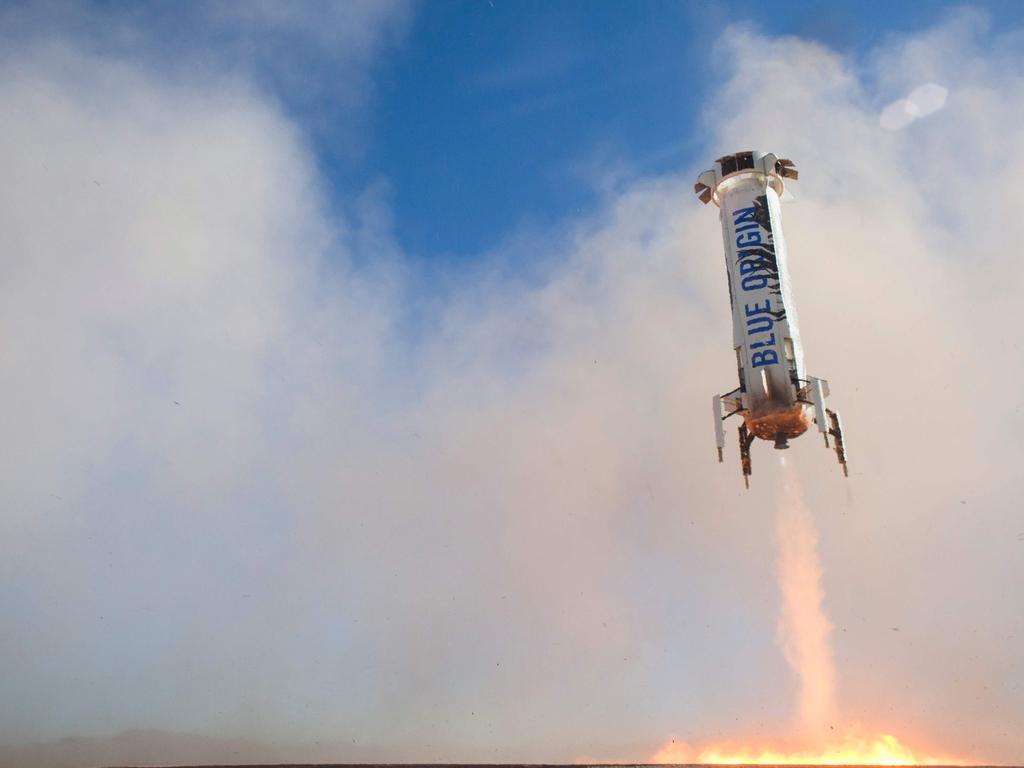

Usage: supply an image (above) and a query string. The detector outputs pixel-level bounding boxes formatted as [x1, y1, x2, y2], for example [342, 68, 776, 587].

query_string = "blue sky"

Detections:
[349, 0, 1024, 258]
[2, 2, 1024, 766]
[9, 0, 1023, 258]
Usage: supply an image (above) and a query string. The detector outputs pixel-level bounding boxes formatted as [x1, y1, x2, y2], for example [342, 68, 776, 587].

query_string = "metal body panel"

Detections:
[715, 162, 807, 441]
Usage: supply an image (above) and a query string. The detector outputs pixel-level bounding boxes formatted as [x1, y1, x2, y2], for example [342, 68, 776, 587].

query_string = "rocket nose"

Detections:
[773, 433, 790, 450]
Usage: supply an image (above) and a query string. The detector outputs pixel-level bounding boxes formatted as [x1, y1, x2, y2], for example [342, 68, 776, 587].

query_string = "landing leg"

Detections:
[738, 423, 755, 489]
[826, 409, 849, 477]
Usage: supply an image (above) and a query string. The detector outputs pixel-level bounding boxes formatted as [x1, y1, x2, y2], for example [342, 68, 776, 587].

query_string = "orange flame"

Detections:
[651, 727, 969, 765]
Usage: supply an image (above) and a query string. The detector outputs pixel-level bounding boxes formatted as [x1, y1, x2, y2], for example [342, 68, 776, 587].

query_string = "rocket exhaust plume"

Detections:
[651, 458, 968, 765]
[774, 456, 837, 738]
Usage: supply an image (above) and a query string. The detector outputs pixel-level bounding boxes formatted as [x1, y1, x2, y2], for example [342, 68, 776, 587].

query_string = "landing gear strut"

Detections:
[738, 423, 755, 489]
[825, 408, 848, 477]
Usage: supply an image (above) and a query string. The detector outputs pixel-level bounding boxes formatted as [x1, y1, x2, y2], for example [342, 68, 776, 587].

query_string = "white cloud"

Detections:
[0, 0, 412, 155]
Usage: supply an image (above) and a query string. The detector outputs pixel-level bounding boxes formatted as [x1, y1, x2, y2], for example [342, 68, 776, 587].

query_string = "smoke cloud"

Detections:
[2, 7, 1023, 767]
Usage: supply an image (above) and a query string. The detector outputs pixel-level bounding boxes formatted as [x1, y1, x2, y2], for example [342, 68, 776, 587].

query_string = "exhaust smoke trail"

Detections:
[774, 456, 837, 738]
[650, 459, 969, 764]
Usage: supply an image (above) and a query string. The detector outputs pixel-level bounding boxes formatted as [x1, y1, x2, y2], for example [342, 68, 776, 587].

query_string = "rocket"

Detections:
[695, 151, 847, 487]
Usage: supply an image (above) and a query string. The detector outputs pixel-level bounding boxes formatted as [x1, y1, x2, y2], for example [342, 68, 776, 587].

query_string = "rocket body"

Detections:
[718, 170, 807, 442]
[696, 151, 847, 481]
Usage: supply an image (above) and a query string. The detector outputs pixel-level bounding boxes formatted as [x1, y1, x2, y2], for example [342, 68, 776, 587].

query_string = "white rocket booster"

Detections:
[695, 151, 847, 486]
